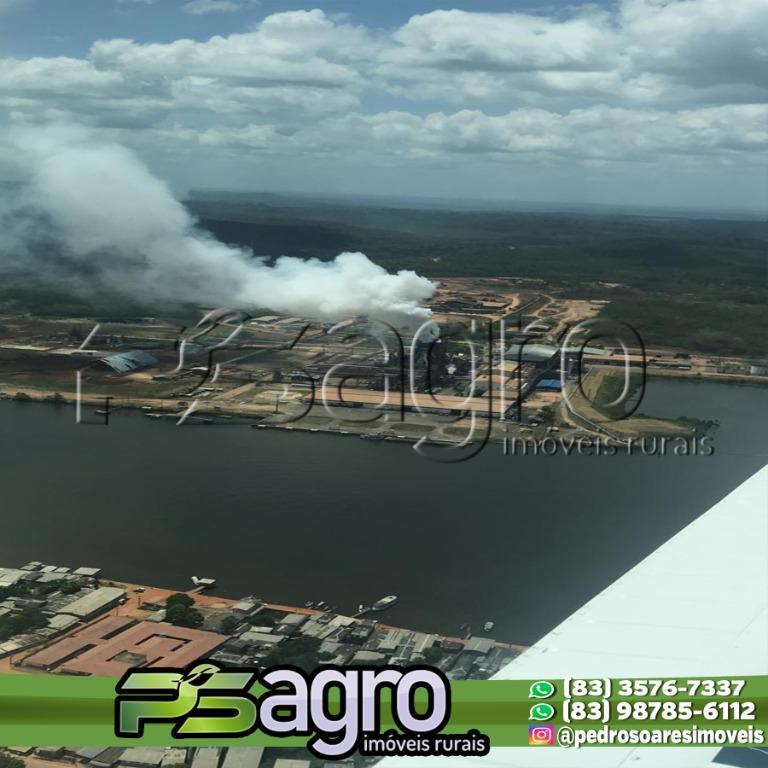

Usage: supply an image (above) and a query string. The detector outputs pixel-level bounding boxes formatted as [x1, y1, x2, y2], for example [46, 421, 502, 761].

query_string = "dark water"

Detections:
[0, 379, 765, 645]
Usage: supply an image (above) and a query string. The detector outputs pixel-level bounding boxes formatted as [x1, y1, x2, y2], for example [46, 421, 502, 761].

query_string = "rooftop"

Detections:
[57, 586, 125, 618]
[24, 616, 224, 675]
[221, 748, 265, 768]
[317, 387, 511, 416]
[98, 350, 159, 374]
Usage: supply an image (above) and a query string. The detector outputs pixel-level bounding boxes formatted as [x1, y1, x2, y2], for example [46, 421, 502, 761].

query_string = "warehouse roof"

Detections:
[73, 566, 102, 577]
[464, 637, 495, 654]
[0, 568, 28, 587]
[25, 616, 224, 675]
[120, 747, 167, 768]
[57, 586, 125, 618]
[191, 749, 221, 768]
[240, 630, 283, 646]
[98, 350, 159, 374]
[505, 343, 559, 362]
[48, 614, 79, 632]
[318, 387, 510, 416]
[222, 748, 265, 768]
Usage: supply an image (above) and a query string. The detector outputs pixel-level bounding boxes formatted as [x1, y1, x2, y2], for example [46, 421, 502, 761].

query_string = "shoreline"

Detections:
[0, 572, 528, 677]
[1, 375, 755, 446]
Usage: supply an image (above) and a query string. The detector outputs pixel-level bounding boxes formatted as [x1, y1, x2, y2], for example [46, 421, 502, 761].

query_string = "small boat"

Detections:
[483, 621, 495, 633]
[360, 434, 385, 441]
[372, 595, 398, 611]
[191, 576, 216, 589]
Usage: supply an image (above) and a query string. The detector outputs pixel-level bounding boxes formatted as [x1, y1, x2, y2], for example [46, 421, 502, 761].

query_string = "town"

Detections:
[0, 560, 525, 768]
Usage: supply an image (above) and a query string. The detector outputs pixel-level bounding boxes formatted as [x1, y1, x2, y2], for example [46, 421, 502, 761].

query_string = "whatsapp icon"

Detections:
[529, 680, 556, 699]
[529, 702, 556, 721]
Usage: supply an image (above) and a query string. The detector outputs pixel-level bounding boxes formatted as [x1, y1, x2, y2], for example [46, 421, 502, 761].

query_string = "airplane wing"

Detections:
[381, 463, 768, 768]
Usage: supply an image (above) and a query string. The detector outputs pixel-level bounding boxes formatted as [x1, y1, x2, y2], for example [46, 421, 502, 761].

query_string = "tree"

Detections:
[0, 751, 24, 768]
[219, 615, 240, 635]
[263, 637, 329, 672]
[538, 404, 556, 423]
[165, 593, 203, 629]
[0, 608, 48, 643]
[166, 593, 194, 610]
[166, 603, 204, 629]
[60, 580, 83, 595]
[421, 647, 442, 665]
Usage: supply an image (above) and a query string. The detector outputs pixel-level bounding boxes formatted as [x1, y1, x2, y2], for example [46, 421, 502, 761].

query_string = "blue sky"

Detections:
[0, 0, 766, 211]
[0, 0, 590, 57]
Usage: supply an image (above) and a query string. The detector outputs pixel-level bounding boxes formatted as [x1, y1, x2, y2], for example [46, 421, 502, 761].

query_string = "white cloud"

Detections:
[378, 1, 768, 108]
[183, 0, 241, 15]
[0, 2, 764, 209]
[367, 104, 768, 159]
[90, 10, 370, 87]
[387, 9, 616, 73]
[183, 103, 768, 162]
[0, 10, 371, 128]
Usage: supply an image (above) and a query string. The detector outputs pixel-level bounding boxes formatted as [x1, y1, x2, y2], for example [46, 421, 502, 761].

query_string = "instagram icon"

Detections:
[529, 724, 556, 746]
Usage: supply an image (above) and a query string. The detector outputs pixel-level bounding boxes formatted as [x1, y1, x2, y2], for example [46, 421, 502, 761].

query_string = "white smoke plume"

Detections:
[0, 125, 437, 326]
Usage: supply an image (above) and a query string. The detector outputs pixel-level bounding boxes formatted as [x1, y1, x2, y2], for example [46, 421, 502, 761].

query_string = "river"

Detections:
[0, 378, 765, 645]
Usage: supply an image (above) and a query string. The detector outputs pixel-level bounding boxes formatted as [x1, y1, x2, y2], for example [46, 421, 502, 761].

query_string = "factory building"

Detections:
[94, 350, 159, 375]
[505, 343, 559, 365]
[536, 378, 563, 391]
[316, 388, 512, 418]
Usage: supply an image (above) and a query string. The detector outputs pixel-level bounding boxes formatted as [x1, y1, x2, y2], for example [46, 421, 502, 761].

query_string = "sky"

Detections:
[0, 0, 766, 212]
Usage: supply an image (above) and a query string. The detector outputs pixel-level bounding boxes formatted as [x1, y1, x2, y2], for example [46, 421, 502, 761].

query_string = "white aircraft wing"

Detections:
[381, 463, 768, 768]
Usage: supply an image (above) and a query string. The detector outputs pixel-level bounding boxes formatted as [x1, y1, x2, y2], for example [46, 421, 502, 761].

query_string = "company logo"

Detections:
[529, 680, 556, 699]
[528, 724, 556, 746]
[115, 662, 256, 739]
[529, 703, 556, 721]
[114, 661, 477, 760]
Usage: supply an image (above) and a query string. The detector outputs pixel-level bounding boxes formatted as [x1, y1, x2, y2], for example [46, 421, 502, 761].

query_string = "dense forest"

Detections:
[1, 192, 765, 355]
[188, 193, 767, 356]
[187, 195, 766, 299]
